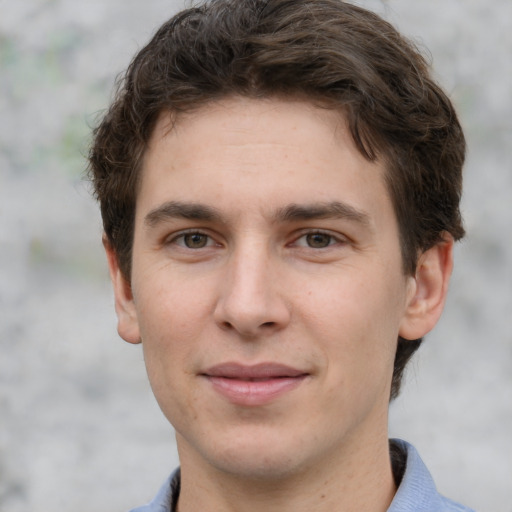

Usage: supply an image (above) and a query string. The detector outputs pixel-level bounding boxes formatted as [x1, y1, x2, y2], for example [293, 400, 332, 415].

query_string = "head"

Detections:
[89, 0, 465, 400]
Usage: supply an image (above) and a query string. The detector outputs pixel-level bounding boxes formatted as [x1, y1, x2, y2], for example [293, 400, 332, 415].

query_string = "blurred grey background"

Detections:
[1, 0, 511, 511]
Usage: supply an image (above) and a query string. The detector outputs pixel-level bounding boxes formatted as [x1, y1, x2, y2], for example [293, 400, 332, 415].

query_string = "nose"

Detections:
[213, 242, 291, 338]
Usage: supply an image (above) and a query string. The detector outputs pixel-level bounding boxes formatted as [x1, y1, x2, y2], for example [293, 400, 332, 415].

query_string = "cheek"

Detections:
[135, 267, 212, 336]
[133, 276, 210, 385]
[300, 269, 404, 370]
[135, 285, 207, 426]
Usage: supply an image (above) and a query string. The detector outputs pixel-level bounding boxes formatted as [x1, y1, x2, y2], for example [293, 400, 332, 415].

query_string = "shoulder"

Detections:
[388, 439, 476, 512]
[439, 496, 478, 512]
[128, 444, 477, 512]
[128, 468, 180, 512]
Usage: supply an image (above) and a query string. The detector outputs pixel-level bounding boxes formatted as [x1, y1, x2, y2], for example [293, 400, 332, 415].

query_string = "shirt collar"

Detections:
[131, 439, 474, 512]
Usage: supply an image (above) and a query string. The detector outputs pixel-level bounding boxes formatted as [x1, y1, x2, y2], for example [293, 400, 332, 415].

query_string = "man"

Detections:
[88, 1, 474, 510]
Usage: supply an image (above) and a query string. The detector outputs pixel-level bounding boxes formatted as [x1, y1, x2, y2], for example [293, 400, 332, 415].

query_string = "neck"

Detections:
[176, 432, 396, 512]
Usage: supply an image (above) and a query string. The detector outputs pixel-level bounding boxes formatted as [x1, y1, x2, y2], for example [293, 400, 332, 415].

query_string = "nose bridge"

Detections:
[215, 237, 289, 335]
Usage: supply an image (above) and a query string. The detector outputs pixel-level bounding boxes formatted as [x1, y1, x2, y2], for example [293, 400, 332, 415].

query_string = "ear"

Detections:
[399, 235, 454, 340]
[103, 235, 141, 344]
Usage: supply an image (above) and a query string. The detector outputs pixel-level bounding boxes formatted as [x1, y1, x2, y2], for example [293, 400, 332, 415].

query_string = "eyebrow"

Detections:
[144, 200, 371, 228]
[144, 201, 223, 227]
[275, 201, 371, 226]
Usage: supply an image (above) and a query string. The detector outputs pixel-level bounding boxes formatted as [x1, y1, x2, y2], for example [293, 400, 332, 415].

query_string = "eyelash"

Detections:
[166, 229, 346, 250]
[167, 230, 218, 249]
[292, 230, 346, 249]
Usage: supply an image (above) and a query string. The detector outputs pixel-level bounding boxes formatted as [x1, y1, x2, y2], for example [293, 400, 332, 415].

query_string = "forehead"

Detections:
[138, 97, 393, 226]
[151, 96, 346, 154]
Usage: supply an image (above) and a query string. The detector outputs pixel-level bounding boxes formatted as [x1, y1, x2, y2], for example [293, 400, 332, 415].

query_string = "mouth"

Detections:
[201, 362, 309, 406]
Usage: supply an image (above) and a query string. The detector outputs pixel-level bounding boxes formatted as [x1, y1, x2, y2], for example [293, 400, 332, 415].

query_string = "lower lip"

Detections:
[205, 376, 307, 406]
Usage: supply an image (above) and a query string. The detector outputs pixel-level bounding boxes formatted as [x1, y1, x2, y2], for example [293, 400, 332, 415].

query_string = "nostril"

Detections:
[220, 321, 234, 330]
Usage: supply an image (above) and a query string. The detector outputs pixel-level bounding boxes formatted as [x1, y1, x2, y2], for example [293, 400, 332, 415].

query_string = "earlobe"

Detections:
[103, 235, 141, 344]
[399, 235, 454, 341]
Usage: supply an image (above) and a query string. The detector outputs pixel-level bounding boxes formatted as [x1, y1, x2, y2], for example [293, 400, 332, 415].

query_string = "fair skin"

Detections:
[105, 97, 453, 512]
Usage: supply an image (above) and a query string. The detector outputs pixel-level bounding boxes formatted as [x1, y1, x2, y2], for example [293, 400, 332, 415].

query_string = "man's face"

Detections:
[113, 97, 419, 478]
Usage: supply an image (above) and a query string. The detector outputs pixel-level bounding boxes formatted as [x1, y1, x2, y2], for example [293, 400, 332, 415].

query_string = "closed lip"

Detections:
[201, 362, 309, 380]
[200, 362, 309, 406]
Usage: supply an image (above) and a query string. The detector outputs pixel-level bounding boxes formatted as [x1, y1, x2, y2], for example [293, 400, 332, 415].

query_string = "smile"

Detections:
[201, 363, 309, 406]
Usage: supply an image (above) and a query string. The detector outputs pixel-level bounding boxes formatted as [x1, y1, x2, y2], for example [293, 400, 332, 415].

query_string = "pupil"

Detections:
[307, 233, 330, 248]
[185, 233, 207, 248]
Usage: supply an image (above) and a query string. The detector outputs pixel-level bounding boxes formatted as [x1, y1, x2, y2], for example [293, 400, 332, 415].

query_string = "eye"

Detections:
[171, 231, 214, 249]
[294, 231, 341, 249]
[305, 232, 334, 248]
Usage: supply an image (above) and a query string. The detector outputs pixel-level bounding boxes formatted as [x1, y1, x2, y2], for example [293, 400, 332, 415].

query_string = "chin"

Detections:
[205, 429, 319, 481]
[213, 452, 304, 481]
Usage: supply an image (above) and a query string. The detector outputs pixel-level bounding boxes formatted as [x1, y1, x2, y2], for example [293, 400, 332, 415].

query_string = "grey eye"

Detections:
[183, 233, 209, 248]
[306, 233, 332, 248]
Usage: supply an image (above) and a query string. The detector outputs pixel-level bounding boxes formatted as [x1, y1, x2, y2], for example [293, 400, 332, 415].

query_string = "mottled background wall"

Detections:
[1, 1, 511, 511]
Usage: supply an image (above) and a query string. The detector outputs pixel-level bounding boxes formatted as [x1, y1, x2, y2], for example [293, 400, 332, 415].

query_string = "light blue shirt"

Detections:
[388, 439, 475, 511]
[129, 439, 475, 511]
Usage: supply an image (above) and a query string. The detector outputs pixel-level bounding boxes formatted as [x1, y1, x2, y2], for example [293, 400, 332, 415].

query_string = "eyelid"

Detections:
[162, 228, 349, 248]
[291, 229, 349, 248]
[165, 229, 219, 248]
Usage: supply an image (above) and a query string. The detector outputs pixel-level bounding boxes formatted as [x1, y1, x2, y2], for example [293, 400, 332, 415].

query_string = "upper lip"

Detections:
[202, 362, 308, 380]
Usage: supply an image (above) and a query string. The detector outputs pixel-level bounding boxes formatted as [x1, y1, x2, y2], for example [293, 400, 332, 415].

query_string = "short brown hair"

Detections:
[88, 0, 465, 399]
